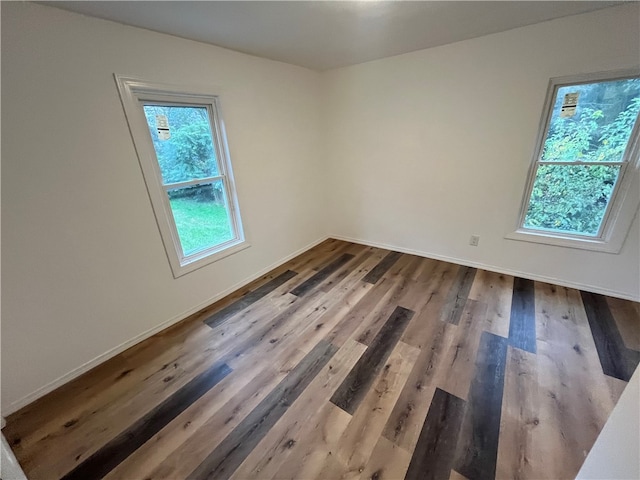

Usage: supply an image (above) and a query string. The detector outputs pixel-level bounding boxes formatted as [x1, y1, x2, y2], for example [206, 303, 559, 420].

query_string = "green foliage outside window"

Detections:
[143, 105, 232, 254]
[524, 78, 640, 236]
[143, 105, 223, 203]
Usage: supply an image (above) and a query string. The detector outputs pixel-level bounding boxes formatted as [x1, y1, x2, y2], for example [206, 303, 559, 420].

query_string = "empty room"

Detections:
[2, 1, 640, 479]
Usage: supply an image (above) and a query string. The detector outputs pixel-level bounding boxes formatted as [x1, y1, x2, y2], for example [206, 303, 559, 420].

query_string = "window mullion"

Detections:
[163, 175, 224, 191]
[537, 161, 625, 166]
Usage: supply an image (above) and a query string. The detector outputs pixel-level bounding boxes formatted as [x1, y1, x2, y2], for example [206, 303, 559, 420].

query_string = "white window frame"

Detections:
[507, 69, 640, 253]
[115, 75, 248, 277]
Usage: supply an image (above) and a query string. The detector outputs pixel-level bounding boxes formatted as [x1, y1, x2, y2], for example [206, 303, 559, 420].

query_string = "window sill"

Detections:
[505, 229, 623, 254]
[172, 240, 251, 278]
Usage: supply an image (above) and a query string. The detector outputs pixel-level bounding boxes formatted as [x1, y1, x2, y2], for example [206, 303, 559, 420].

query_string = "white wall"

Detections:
[322, 4, 640, 300]
[1, 2, 325, 412]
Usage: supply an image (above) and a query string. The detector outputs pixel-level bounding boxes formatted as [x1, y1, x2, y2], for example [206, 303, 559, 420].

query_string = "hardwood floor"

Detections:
[4, 239, 639, 480]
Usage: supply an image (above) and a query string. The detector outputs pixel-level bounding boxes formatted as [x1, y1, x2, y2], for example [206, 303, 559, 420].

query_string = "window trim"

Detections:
[507, 68, 640, 253]
[115, 75, 248, 277]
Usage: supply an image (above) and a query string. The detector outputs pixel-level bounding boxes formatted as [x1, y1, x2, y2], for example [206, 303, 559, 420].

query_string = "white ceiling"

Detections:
[46, 1, 625, 71]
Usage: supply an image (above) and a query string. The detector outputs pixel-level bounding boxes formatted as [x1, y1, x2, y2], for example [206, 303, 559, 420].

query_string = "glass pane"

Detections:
[143, 105, 220, 184]
[524, 164, 620, 236]
[541, 78, 640, 162]
[167, 181, 233, 256]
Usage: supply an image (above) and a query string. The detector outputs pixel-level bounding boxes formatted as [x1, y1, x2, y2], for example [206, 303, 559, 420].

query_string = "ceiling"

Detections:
[46, 1, 625, 71]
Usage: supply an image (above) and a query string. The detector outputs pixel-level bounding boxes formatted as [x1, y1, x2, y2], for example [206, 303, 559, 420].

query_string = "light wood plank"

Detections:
[269, 402, 352, 480]
[532, 282, 619, 479]
[496, 346, 539, 480]
[468, 269, 513, 338]
[437, 300, 488, 400]
[357, 435, 412, 480]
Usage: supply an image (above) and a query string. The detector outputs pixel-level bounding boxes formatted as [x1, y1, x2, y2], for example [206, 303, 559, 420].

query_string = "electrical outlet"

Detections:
[469, 235, 480, 246]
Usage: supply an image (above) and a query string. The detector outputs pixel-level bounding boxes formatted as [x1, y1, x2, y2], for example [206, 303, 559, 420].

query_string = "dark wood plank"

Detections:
[330, 306, 415, 414]
[290, 253, 355, 297]
[363, 251, 403, 284]
[187, 340, 338, 480]
[580, 290, 640, 381]
[454, 332, 508, 480]
[204, 270, 298, 328]
[61, 362, 232, 480]
[441, 266, 477, 325]
[405, 388, 466, 480]
[508, 277, 536, 353]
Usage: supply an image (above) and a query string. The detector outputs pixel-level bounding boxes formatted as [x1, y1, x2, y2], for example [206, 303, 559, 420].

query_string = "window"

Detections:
[508, 70, 640, 253]
[115, 76, 246, 277]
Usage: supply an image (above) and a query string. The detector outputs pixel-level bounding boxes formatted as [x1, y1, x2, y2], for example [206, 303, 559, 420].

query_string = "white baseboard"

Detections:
[2, 235, 330, 417]
[330, 234, 640, 302]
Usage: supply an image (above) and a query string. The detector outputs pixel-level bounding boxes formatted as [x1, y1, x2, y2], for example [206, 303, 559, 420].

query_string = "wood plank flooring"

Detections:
[4, 239, 639, 480]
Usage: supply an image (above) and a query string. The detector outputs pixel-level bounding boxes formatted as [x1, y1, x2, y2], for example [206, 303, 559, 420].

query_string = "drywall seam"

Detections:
[1, 235, 330, 416]
[330, 235, 640, 302]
